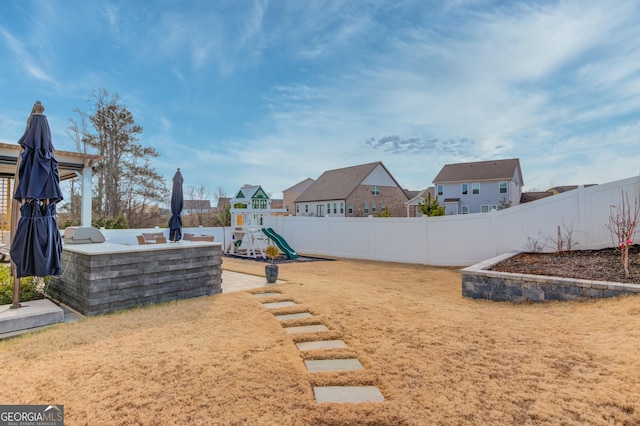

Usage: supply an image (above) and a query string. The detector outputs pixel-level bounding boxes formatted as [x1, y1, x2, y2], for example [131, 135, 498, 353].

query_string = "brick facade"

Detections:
[347, 185, 408, 217]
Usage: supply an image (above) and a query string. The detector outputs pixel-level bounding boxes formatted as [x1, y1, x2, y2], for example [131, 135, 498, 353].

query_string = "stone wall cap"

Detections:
[63, 241, 221, 255]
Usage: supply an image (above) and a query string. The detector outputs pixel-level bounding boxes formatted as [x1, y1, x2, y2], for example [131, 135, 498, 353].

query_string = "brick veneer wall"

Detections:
[347, 185, 408, 217]
[48, 244, 222, 316]
[461, 252, 640, 302]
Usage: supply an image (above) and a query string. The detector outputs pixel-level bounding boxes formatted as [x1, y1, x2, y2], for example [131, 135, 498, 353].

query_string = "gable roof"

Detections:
[405, 187, 435, 206]
[295, 162, 399, 203]
[283, 177, 315, 193]
[433, 158, 523, 185]
[232, 185, 269, 202]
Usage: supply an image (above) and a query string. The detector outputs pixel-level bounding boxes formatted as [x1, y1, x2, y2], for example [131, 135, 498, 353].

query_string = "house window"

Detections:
[364, 202, 369, 214]
[437, 184, 444, 196]
[461, 183, 468, 195]
[499, 181, 508, 194]
[348, 202, 353, 214]
[333, 203, 337, 214]
[472, 183, 480, 194]
[327, 203, 330, 213]
[371, 185, 380, 196]
[296, 205, 299, 213]
[286, 205, 289, 212]
[381, 203, 386, 213]
[481, 205, 497, 213]
[372, 202, 377, 213]
[340, 202, 344, 214]
[305, 204, 309, 213]
[461, 205, 469, 214]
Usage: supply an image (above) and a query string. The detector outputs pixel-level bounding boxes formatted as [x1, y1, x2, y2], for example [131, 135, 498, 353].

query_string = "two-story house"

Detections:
[432, 158, 523, 215]
[294, 162, 409, 217]
[282, 178, 315, 215]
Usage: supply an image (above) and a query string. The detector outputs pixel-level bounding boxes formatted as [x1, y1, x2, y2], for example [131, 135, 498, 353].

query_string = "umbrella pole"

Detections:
[9, 149, 22, 309]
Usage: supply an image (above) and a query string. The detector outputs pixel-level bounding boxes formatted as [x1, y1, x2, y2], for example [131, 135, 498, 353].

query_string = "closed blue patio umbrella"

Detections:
[168, 168, 184, 242]
[9, 102, 64, 307]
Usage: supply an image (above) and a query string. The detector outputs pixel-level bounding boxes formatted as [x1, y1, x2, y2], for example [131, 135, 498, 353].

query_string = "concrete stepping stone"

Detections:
[314, 386, 385, 403]
[262, 301, 296, 309]
[0, 299, 64, 335]
[275, 312, 313, 321]
[296, 340, 347, 351]
[252, 292, 281, 298]
[284, 324, 328, 334]
[304, 358, 363, 372]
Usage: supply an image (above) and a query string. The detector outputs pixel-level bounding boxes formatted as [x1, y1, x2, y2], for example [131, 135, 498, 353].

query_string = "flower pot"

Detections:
[265, 264, 279, 283]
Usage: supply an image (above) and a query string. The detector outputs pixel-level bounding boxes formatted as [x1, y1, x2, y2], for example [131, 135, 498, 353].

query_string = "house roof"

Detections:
[547, 184, 597, 194]
[405, 187, 435, 206]
[403, 189, 420, 199]
[295, 161, 402, 203]
[432, 158, 523, 185]
[216, 197, 231, 209]
[231, 185, 269, 202]
[520, 192, 553, 203]
[184, 200, 211, 209]
[521, 184, 598, 203]
[283, 177, 315, 193]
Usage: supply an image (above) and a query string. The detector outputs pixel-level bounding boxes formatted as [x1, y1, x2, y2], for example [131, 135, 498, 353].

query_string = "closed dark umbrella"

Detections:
[168, 168, 184, 242]
[9, 102, 63, 307]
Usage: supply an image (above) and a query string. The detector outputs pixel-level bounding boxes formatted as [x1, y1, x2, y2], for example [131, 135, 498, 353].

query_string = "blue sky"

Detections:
[1, 0, 639, 203]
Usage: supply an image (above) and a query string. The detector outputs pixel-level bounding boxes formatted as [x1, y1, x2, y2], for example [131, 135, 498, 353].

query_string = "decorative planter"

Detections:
[265, 264, 279, 283]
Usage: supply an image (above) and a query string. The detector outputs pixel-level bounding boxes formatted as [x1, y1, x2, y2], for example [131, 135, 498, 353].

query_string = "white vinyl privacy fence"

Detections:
[98, 175, 640, 267]
[263, 176, 640, 266]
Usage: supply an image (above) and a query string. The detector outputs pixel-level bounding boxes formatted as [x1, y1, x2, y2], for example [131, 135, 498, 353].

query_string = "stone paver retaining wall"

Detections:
[48, 242, 222, 315]
[461, 252, 640, 302]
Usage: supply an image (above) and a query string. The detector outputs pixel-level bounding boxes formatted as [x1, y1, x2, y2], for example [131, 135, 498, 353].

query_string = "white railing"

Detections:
[97, 175, 640, 266]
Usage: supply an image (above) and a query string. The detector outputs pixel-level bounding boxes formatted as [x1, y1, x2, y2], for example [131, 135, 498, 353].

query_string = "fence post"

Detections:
[422, 215, 430, 265]
[575, 185, 586, 248]
[367, 215, 373, 260]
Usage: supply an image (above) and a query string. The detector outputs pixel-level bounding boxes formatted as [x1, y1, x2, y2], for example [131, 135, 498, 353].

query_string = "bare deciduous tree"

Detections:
[187, 184, 210, 226]
[605, 190, 640, 278]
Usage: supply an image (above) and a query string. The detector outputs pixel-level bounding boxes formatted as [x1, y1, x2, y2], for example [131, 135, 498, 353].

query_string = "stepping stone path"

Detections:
[275, 312, 313, 321]
[262, 301, 296, 309]
[314, 386, 385, 403]
[296, 340, 347, 351]
[252, 292, 385, 404]
[304, 358, 363, 372]
[285, 324, 329, 334]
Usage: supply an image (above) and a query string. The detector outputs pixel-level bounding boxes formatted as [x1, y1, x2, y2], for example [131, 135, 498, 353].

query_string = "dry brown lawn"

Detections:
[1, 257, 639, 425]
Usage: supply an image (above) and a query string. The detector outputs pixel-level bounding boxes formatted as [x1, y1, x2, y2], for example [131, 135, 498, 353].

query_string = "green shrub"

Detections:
[0, 264, 48, 305]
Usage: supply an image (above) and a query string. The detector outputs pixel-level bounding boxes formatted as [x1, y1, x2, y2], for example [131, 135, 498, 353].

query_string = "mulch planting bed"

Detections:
[490, 245, 640, 284]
